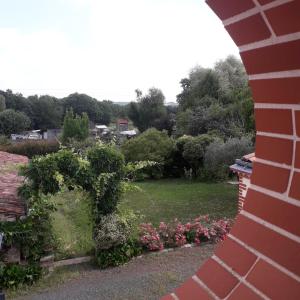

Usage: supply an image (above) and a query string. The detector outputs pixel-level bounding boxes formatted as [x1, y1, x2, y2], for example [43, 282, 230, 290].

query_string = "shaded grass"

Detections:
[50, 190, 94, 260]
[119, 179, 238, 226]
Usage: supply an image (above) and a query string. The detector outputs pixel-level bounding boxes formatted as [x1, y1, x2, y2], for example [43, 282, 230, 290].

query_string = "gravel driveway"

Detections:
[14, 244, 215, 300]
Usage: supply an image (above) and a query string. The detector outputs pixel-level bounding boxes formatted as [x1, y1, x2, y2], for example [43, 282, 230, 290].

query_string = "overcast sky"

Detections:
[0, 0, 239, 102]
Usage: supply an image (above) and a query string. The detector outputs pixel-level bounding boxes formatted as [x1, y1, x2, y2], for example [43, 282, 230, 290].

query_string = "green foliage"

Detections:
[0, 109, 31, 136]
[121, 128, 174, 164]
[0, 140, 59, 158]
[63, 93, 112, 125]
[121, 128, 174, 179]
[0, 263, 42, 289]
[0, 95, 6, 112]
[176, 56, 254, 138]
[62, 109, 89, 143]
[28, 95, 63, 131]
[1, 194, 56, 260]
[95, 239, 142, 269]
[94, 213, 131, 251]
[204, 136, 254, 180]
[128, 88, 168, 132]
[182, 134, 215, 177]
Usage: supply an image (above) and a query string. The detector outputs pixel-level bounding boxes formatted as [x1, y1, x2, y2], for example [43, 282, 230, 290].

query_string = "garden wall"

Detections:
[163, 1, 300, 299]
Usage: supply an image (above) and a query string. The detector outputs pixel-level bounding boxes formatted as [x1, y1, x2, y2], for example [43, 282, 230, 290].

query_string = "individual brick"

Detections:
[255, 109, 293, 135]
[244, 189, 300, 236]
[251, 162, 290, 193]
[295, 142, 300, 169]
[228, 283, 262, 300]
[258, 0, 275, 4]
[174, 277, 212, 300]
[255, 135, 293, 165]
[215, 238, 257, 276]
[265, 1, 300, 36]
[241, 40, 300, 75]
[196, 259, 239, 298]
[225, 14, 271, 46]
[206, 0, 255, 20]
[246, 260, 300, 300]
[249, 77, 300, 104]
[231, 215, 300, 276]
[289, 171, 300, 200]
[296, 111, 300, 137]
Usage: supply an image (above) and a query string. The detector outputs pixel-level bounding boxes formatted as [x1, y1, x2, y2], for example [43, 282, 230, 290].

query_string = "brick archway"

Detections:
[163, 1, 300, 299]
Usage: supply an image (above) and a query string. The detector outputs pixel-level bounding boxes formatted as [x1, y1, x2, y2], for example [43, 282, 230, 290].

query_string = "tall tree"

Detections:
[128, 87, 167, 132]
[0, 95, 5, 112]
[28, 95, 63, 130]
[0, 109, 31, 136]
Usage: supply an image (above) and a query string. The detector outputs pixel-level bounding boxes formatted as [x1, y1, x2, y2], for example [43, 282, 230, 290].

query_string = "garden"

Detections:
[0, 140, 237, 292]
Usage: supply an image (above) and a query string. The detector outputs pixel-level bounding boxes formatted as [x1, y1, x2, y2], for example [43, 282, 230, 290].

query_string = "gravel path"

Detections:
[14, 244, 215, 300]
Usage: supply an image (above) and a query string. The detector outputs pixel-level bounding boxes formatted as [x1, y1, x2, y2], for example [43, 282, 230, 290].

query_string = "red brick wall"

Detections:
[238, 173, 251, 212]
[163, 1, 300, 298]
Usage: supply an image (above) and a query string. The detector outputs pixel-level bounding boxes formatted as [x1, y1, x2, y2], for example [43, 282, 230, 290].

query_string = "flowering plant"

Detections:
[139, 215, 233, 251]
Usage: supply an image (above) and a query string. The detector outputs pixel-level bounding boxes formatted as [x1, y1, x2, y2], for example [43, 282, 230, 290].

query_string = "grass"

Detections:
[50, 190, 94, 260]
[51, 179, 238, 258]
[119, 179, 238, 226]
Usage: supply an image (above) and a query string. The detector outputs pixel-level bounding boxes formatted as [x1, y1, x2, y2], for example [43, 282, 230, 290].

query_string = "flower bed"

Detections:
[139, 215, 233, 252]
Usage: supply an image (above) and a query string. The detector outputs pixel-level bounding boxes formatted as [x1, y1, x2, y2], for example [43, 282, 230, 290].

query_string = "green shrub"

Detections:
[87, 145, 125, 217]
[204, 136, 254, 180]
[0, 263, 42, 289]
[0, 109, 31, 136]
[0, 140, 60, 158]
[121, 128, 174, 179]
[182, 134, 215, 178]
[94, 213, 130, 251]
[95, 239, 142, 269]
[62, 109, 89, 143]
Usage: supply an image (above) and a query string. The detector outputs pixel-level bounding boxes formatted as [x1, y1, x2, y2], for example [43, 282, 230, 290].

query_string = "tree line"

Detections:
[0, 55, 254, 140]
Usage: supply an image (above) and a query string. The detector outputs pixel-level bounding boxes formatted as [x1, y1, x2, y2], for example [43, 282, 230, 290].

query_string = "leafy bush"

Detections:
[204, 136, 254, 180]
[121, 128, 174, 178]
[0, 140, 59, 158]
[139, 216, 233, 251]
[95, 239, 142, 269]
[0, 109, 31, 136]
[87, 145, 125, 217]
[62, 109, 89, 143]
[121, 128, 174, 163]
[0, 195, 56, 262]
[94, 213, 131, 251]
[182, 134, 215, 178]
[0, 263, 42, 289]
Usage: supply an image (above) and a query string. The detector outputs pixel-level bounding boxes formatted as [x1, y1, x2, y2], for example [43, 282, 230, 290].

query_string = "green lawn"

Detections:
[119, 179, 238, 226]
[51, 191, 94, 260]
[51, 179, 238, 258]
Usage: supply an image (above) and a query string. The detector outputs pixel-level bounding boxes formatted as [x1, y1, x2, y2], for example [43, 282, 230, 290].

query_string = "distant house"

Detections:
[230, 153, 255, 212]
[116, 119, 129, 132]
[93, 125, 109, 137]
[43, 128, 61, 140]
[120, 130, 137, 138]
[11, 130, 42, 141]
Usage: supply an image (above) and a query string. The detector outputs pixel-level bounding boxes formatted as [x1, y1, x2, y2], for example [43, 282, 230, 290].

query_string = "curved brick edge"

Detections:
[163, 1, 300, 299]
